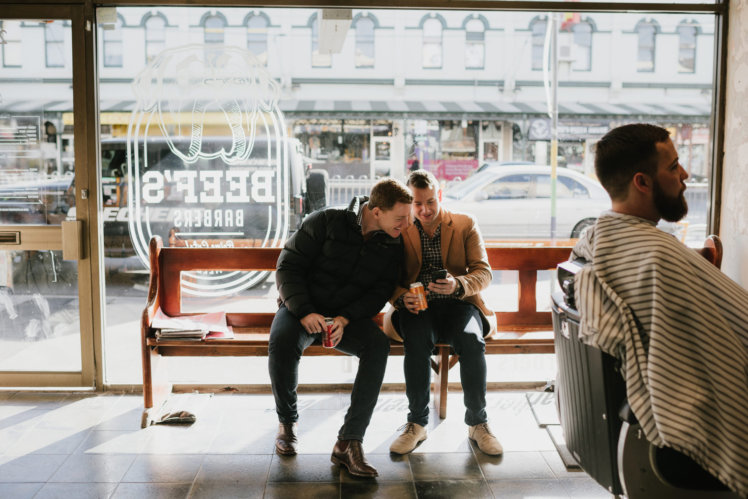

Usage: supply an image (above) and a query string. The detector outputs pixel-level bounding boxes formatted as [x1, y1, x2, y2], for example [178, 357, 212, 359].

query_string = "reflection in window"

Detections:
[465, 18, 485, 69]
[103, 17, 124, 67]
[677, 21, 697, 73]
[572, 21, 592, 71]
[1, 21, 22, 67]
[204, 14, 225, 45]
[144, 14, 166, 63]
[355, 16, 375, 68]
[530, 17, 547, 71]
[246, 14, 269, 66]
[422, 17, 443, 69]
[45, 21, 65, 68]
[311, 13, 331, 68]
[636, 20, 657, 72]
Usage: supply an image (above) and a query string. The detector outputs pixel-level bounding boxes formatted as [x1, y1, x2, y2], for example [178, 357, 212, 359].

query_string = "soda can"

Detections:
[409, 282, 428, 311]
[323, 317, 335, 348]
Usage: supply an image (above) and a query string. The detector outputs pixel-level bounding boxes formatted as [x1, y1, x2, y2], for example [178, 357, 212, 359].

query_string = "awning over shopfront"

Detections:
[2, 99, 711, 123]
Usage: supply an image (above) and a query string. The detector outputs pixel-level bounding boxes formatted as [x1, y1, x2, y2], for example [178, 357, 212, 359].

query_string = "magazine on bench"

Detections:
[152, 308, 234, 340]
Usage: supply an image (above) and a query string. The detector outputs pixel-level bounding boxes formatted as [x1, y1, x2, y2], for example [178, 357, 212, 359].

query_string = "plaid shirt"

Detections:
[414, 219, 462, 302]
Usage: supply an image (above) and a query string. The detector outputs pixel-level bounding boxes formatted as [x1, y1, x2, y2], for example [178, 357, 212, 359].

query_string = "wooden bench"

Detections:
[141, 235, 572, 427]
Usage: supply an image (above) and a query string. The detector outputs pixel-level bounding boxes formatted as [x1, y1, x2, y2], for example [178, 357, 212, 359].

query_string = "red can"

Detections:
[409, 282, 428, 311]
[323, 317, 335, 348]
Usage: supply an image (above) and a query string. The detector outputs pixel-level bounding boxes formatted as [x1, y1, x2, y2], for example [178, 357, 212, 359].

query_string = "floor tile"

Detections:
[0, 454, 67, 482]
[267, 454, 341, 483]
[121, 454, 204, 483]
[414, 479, 493, 498]
[339, 453, 412, 483]
[111, 482, 193, 499]
[188, 480, 266, 499]
[559, 477, 613, 498]
[194, 454, 272, 484]
[35, 481, 118, 499]
[263, 482, 339, 498]
[5, 428, 91, 455]
[408, 453, 482, 481]
[487, 478, 569, 498]
[0, 482, 44, 498]
[541, 450, 587, 478]
[341, 480, 417, 498]
[75, 430, 150, 455]
[477, 450, 555, 480]
[49, 454, 136, 483]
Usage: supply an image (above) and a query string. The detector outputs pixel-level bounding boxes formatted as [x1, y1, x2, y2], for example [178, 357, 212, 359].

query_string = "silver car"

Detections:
[441, 165, 611, 240]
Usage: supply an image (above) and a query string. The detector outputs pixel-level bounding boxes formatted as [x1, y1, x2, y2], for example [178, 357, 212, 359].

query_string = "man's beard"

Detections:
[653, 180, 688, 222]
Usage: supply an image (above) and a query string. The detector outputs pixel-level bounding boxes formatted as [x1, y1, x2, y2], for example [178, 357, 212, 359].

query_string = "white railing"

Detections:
[327, 175, 377, 206]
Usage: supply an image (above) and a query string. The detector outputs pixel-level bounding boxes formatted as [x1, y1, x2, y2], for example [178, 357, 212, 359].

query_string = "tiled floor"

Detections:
[0, 390, 611, 498]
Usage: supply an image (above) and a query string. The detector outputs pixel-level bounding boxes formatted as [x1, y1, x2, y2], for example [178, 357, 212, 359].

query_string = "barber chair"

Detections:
[552, 256, 740, 499]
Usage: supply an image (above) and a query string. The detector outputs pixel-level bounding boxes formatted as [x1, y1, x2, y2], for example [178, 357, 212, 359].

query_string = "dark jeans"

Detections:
[399, 299, 487, 426]
[268, 305, 390, 441]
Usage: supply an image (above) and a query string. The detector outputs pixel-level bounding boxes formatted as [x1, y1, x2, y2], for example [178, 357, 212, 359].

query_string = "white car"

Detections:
[441, 165, 611, 240]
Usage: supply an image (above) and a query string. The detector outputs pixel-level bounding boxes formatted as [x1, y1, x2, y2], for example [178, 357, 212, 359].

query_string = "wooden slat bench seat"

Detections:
[141, 235, 572, 427]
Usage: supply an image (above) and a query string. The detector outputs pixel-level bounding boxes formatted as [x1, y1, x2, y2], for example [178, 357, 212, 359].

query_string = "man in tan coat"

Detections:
[385, 169, 502, 456]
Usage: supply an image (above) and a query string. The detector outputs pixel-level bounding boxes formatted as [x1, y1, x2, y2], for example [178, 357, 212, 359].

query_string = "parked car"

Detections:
[441, 164, 610, 240]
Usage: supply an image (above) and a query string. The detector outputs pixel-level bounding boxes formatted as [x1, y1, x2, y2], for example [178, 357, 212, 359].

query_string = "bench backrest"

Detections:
[147, 236, 572, 331]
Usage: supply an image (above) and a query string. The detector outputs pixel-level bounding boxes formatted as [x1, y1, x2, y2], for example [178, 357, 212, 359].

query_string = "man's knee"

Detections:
[453, 331, 486, 358]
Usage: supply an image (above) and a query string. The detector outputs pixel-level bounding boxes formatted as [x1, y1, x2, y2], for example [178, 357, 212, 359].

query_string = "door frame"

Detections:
[0, 4, 102, 388]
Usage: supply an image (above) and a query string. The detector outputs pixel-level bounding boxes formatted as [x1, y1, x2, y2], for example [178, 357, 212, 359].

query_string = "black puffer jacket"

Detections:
[276, 196, 403, 321]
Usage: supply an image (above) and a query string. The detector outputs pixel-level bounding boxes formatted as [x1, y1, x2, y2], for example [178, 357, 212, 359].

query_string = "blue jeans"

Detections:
[268, 305, 390, 441]
[399, 299, 487, 426]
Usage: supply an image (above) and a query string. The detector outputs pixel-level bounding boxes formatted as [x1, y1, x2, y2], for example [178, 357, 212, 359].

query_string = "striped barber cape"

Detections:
[571, 211, 748, 497]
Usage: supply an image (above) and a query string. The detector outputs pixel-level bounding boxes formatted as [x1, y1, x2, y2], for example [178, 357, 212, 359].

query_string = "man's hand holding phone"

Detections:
[428, 269, 457, 295]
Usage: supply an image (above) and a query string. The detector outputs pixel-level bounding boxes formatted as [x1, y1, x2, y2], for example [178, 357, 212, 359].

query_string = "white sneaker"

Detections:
[389, 422, 427, 454]
[468, 422, 503, 456]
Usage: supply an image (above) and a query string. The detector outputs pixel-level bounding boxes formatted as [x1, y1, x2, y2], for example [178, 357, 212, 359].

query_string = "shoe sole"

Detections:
[468, 437, 503, 456]
[275, 445, 297, 456]
[330, 455, 378, 477]
[389, 436, 427, 455]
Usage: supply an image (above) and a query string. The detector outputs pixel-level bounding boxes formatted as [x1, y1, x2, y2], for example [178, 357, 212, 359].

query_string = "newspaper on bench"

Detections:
[151, 308, 234, 340]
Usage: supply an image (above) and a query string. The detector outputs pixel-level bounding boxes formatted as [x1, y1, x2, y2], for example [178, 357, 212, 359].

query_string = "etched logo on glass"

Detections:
[127, 44, 288, 295]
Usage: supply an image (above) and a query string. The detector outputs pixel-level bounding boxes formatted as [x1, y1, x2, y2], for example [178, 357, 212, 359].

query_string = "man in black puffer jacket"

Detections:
[269, 178, 413, 478]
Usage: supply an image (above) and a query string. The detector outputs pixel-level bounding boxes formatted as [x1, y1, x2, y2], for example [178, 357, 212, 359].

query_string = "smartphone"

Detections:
[432, 269, 447, 282]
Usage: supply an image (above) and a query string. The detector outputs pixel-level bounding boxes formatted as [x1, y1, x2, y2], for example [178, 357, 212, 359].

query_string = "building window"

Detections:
[422, 17, 443, 69]
[572, 21, 592, 71]
[465, 18, 485, 69]
[530, 17, 547, 71]
[636, 20, 657, 72]
[677, 21, 698, 73]
[246, 13, 269, 66]
[204, 14, 225, 45]
[45, 21, 65, 68]
[1, 20, 22, 67]
[311, 13, 331, 68]
[354, 16, 375, 68]
[103, 17, 124, 68]
[144, 14, 166, 63]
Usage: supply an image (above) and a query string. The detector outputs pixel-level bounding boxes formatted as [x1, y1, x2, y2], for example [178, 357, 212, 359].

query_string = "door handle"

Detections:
[61, 220, 83, 260]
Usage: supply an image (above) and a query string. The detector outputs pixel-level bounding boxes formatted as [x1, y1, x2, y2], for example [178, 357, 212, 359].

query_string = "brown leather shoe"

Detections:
[275, 423, 298, 456]
[331, 439, 378, 477]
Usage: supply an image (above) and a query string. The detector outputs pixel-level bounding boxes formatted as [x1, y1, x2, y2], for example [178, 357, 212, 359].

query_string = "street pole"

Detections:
[550, 12, 559, 241]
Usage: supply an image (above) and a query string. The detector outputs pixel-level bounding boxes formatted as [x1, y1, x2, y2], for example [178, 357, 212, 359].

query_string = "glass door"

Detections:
[0, 7, 95, 387]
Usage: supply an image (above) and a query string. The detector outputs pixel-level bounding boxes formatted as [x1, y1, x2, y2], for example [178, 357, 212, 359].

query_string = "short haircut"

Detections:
[406, 169, 439, 191]
[594, 123, 671, 201]
[368, 177, 413, 211]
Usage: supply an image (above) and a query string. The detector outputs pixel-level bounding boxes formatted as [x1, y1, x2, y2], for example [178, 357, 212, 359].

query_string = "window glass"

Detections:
[102, 18, 124, 67]
[637, 21, 656, 72]
[422, 17, 443, 68]
[1, 20, 23, 67]
[204, 15, 225, 45]
[144, 15, 166, 63]
[465, 18, 485, 69]
[531, 17, 547, 71]
[677, 22, 697, 73]
[311, 14, 332, 67]
[482, 174, 532, 199]
[572, 21, 592, 71]
[44, 21, 65, 68]
[247, 14, 269, 66]
[355, 16, 375, 68]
